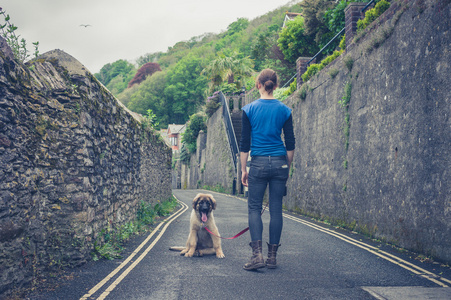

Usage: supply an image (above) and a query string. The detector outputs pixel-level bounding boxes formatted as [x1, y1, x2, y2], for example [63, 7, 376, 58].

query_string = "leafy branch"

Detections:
[142, 109, 159, 130]
[0, 7, 39, 63]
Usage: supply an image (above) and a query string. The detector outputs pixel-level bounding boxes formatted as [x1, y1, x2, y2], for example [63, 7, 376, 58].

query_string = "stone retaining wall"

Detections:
[285, 0, 450, 262]
[0, 46, 172, 295]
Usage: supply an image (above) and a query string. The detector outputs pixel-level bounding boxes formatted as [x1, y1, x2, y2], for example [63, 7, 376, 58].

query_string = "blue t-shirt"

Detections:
[241, 99, 292, 156]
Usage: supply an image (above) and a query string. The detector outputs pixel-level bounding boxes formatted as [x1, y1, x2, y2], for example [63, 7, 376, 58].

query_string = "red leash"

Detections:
[202, 202, 269, 240]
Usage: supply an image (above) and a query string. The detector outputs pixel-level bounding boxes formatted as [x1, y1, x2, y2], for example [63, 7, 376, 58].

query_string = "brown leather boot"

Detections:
[266, 243, 280, 269]
[243, 240, 266, 270]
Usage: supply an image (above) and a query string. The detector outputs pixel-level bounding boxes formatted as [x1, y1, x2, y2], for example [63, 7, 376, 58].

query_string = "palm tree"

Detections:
[202, 52, 254, 93]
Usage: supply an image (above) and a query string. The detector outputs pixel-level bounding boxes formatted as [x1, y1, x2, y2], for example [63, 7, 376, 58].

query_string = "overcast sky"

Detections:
[1, 0, 298, 73]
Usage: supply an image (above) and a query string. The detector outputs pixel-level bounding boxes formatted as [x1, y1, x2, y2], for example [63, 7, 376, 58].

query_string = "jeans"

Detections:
[248, 155, 289, 245]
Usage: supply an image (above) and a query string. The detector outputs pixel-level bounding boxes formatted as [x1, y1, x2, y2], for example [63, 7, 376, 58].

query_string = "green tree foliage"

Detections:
[202, 52, 254, 94]
[324, 0, 349, 35]
[97, 1, 352, 128]
[277, 16, 319, 63]
[182, 113, 207, 154]
[226, 18, 250, 36]
[95, 59, 136, 94]
[126, 70, 167, 124]
[324, 0, 367, 35]
[164, 51, 210, 124]
[136, 52, 162, 67]
[299, 0, 335, 47]
[124, 50, 209, 128]
[250, 24, 280, 70]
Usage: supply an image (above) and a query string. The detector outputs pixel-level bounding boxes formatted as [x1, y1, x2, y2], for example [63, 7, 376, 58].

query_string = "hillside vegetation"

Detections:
[94, 0, 369, 130]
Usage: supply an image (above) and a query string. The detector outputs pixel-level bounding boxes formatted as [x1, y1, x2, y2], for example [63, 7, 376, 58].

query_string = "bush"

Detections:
[301, 63, 320, 82]
[273, 87, 290, 101]
[205, 99, 221, 117]
[357, 0, 391, 31]
[182, 113, 207, 154]
[320, 50, 343, 67]
[205, 91, 221, 117]
[301, 48, 344, 82]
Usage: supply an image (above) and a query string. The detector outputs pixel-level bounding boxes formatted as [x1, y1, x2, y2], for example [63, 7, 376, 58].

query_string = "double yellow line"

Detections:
[282, 212, 451, 288]
[80, 197, 188, 300]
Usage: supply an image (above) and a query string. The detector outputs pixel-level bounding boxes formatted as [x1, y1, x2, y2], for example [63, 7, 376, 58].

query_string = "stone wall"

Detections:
[177, 106, 235, 192]
[202, 107, 236, 193]
[285, 0, 450, 262]
[0, 46, 172, 295]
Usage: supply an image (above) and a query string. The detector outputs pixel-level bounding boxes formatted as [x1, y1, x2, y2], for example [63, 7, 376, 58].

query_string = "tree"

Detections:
[277, 16, 318, 63]
[202, 52, 254, 93]
[182, 113, 207, 154]
[136, 52, 162, 67]
[226, 18, 250, 36]
[128, 62, 161, 88]
[95, 59, 136, 91]
[324, 0, 350, 35]
[126, 70, 168, 128]
[323, 0, 367, 50]
[299, 0, 335, 48]
[250, 24, 279, 70]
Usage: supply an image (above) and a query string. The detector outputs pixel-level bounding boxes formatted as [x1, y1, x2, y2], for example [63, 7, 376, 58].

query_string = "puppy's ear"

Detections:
[193, 194, 201, 209]
[208, 194, 217, 210]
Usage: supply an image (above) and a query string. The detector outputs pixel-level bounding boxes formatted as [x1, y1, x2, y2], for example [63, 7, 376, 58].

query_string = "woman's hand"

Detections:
[240, 152, 250, 187]
[241, 170, 249, 187]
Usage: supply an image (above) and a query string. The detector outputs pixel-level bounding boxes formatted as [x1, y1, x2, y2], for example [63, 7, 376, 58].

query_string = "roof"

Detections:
[283, 12, 303, 27]
[168, 124, 186, 134]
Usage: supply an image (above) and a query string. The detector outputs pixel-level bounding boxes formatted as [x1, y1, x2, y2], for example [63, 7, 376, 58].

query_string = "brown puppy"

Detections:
[170, 193, 225, 258]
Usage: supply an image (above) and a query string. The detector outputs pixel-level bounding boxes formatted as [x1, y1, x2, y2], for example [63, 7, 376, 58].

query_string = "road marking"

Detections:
[79, 198, 188, 300]
[190, 191, 451, 287]
[282, 213, 451, 288]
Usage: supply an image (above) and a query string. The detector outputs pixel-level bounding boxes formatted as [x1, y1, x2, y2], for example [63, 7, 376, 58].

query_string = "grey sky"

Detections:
[1, 0, 298, 73]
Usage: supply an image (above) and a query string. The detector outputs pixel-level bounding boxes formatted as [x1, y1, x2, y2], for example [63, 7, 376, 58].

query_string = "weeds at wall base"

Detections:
[91, 197, 178, 261]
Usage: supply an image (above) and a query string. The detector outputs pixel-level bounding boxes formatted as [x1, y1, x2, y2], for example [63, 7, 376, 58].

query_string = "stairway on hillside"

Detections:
[231, 110, 242, 150]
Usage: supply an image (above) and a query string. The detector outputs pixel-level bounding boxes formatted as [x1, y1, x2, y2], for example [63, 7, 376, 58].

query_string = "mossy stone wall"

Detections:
[0, 47, 172, 295]
[285, 0, 450, 262]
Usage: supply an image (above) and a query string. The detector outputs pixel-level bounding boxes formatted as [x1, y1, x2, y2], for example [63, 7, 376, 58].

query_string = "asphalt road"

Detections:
[27, 189, 451, 300]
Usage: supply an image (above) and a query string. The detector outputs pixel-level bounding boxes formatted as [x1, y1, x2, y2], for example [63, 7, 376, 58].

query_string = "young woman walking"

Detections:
[240, 69, 295, 270]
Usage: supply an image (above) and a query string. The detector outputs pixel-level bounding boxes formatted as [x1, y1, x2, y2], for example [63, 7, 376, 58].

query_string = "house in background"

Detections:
[164, 124, 186, 152]
[283, 12, 302, 27]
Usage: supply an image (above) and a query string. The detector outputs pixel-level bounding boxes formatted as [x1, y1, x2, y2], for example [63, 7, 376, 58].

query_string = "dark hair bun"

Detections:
[264, 80, 274, 92]
[256, 69, 279, 93]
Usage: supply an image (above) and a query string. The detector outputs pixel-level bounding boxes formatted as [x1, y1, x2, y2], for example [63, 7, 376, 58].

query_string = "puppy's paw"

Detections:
[216, 251, 225, 258]
[184, 252, 194, 257]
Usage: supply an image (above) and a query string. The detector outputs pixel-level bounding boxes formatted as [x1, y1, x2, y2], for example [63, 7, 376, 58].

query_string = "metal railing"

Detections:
[219, 91, 239, 172]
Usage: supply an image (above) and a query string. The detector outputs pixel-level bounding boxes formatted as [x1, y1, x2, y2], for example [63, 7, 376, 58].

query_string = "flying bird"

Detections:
[80, 24, 91, 28]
